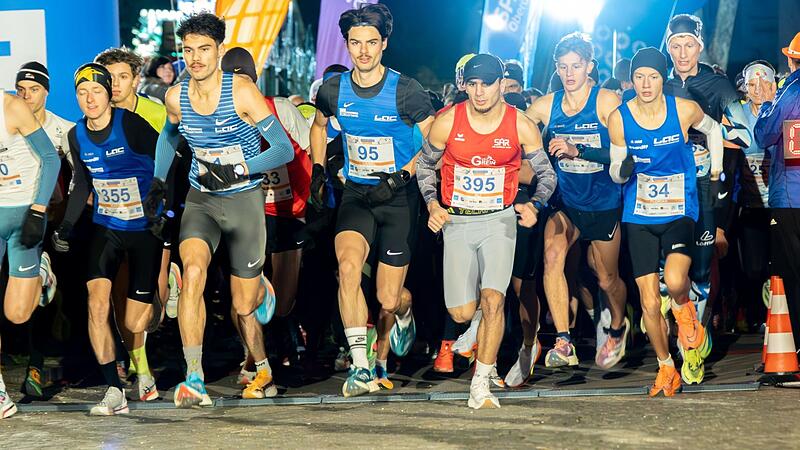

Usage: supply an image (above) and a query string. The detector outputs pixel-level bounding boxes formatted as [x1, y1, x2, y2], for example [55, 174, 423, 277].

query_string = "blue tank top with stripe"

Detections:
[178, 72, 262, 195]
[546, 87, 621, 211]
[337, 69, 417, 185]
[619, 95, 698, 225]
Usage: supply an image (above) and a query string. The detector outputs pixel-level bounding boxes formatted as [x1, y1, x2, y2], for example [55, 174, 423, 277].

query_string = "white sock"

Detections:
[376, 359, 387, 369]
[255, 357, 271, 374]
[657, 355, 675, 368]
[474, 360, 494, 378]
[395, 307, 412, 327]
[345, 327, 369, 369]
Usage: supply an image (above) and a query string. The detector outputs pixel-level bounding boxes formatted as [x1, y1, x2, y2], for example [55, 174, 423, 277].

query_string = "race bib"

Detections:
[783, 120, 800, 160]
[0, 152, 24, 195]
[344, 134, 396, 179]
[93, 177, 143, 221]
[554, 133, 603, 174]
[263, 165, 292, 204]
[194, 144, 248, 193]
[450, 165, 505, 211]
[692, 144, 711, 177]
[635, 173, 685, 217]
[746, 153, 770, 201]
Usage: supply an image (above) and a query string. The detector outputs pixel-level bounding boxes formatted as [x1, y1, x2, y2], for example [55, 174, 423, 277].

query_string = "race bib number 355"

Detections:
[451, 165, 505, 211]
[345, 134, 396, 179]
[93, 177, 143, 221]
[634, 173, 685, 217]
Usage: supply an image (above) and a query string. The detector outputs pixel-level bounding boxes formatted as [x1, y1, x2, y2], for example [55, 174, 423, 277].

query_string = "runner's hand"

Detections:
[19, 207, 46, 248]
[51, 223, 72, 253]
[143, 178, 168, 220]
[548, 138, 579, 159]
[427, 201, 451, 233]
[197, 161, 245, 191]
[308, 163, 326, 211]
[515, 202, 538, 228]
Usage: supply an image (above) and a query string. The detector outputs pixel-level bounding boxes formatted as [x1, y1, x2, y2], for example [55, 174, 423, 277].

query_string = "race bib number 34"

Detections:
[451, 165, 505, 211]
[93, 177, 143, 221]
[635, 173, 685, 217]
[195, 144, 248, 193]
[345, 134, 396, 179]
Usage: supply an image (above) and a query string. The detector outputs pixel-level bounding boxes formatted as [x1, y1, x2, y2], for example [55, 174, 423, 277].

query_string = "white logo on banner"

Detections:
[0, 10, 47, 91]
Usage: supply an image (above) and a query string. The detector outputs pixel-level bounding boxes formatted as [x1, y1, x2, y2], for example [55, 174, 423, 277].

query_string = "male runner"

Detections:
[609, 48, 721, 394]
[0, 83, 60, 420]
[14, 61, 68, 398]
[53, 63, 165, 415]
[144, 13, 294, 407]
[754, 31, 800, 348]
[503, 60, 525, 94]
[664, 14, 752, 326]
[309, 3, 435, 397]
[526, 32, 628, 369]
[418, 53, 555, 408]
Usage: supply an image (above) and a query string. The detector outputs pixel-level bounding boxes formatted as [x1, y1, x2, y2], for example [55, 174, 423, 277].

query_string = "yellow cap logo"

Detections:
[75, 66, 105, 86]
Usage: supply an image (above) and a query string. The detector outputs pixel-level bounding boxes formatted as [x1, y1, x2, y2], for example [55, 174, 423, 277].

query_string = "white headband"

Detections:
[744, 64, 775, 83]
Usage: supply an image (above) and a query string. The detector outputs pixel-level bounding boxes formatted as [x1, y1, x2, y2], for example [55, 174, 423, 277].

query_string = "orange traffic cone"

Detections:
[764, 277, 799, 374]
[762, 277, 775, 365]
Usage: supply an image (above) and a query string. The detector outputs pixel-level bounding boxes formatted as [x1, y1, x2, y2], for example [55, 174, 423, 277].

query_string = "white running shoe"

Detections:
[468, 375, 500, 409]
[39, 251, 57, 307]
[489, 364, 505, 389]
[504, 339, 542, 388]
[90, 386, 129, 416]
[595, 308, 612, 354]
[166, 262, 182, 319]
[0, 384, 17, 419]
[136, 375, 159, 402]
[452, 309, 482, 356]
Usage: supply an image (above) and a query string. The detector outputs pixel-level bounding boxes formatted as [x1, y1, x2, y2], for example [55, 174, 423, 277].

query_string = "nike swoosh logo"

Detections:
[215, 117, 232, 126]
[261, 121, 275, 133]
[18, 264, 36, 272]
[717, 192, 728, 200]
[135, 290, 150, 295]
[608, 223, 618, 239]
[343, 102, 355, 108]
[296, 241, 305, 245]
[248, 258, 262, 268]
[386, 250, 403, 256]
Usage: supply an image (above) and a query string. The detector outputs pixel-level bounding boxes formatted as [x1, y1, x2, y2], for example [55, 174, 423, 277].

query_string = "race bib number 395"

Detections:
[450, 165, 505, 211]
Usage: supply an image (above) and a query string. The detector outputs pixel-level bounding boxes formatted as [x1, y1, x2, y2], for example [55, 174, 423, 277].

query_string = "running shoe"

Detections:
[373, 365, 394, 390]
[595, 318, 630, 370]
[0, 386, 17, 419]
[166, 262, 182, 319]
[595, 308, 612, 353]
[673, 302, 708, 353]
[90, 386, 129, 416]
[504, 339, 541, 388]
[342, 366, 378, 398]
[489, 365, 505, 389]
[242, 369, 278, 399]
[116, 361, 131, 387]
[136, 374, 159, 402]
[468, 375, 500, 409]
[545, 337, 578, 368]
[22, 367, 44, 398]
[39, 251, 57, 307]
[640, 294, 671, 335]
[433, 340, 454, 373]
[648, 364, 681, 397]
[334, 347, 351, 372]
[452, 310, 482, 357]
[173, 372, 212, 408]
[237, 362, 257, 386]
[680, 347, 706, 384]
[255, 275, 277, 325]
[389, 309, 416, 357]
[367, 326, 378, 371]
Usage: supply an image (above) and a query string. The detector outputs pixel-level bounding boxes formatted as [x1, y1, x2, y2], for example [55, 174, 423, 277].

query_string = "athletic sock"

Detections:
[474, 360, 494, 378]
[183, 345, 204, 381]
[345, 327, 369, 369]
[657, 355, 675, 368]
[557, 331, 572, 343]
[129, 345, 152, 378]
[395, 307, 412, 328]
[376, 359, 388, 371]
[101, 361, 123, 389]
[609, 322, 626, 339]
[255, 357, 271, 375]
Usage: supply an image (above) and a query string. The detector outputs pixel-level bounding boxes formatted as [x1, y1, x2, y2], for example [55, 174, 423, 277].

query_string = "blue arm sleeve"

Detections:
[24, 127, 60, 206]
[244, 115, 295, 174]
[579, 146, 611, 164]
[154, 120, 180, 180]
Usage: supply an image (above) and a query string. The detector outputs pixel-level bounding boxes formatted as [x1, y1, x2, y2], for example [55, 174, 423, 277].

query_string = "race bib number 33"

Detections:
[263, 165, 292, 204]
[451, 165, 505, 211]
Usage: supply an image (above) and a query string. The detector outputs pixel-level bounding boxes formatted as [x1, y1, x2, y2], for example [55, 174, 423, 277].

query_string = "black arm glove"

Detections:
[20, 208, 47, 248]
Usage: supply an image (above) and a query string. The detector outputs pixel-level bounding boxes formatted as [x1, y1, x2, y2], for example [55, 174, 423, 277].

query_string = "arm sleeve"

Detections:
[154, 120, 180, 180]
[578, 145, 611, 164]
[609, 143, 632, 183]
[274, 97, 310, 148]
[244, 115, 294, 174]
[523, 147, 556, 203]
[61, 134, 91, 228]
[416, 138, 444, 205]
[24, 127, 61, 206]
[694, 114, 724, 177]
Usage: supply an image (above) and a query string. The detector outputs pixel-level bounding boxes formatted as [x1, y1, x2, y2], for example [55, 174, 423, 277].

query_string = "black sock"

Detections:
[100, 361, 123, 389]
[609, 322, 626, 338]
[26, 316, 45, 371]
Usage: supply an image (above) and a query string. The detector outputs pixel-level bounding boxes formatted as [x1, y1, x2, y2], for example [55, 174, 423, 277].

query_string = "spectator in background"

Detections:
[521, 87, 543, 105]
[503, 60, 525, 93]
[138, 55, 174, 102]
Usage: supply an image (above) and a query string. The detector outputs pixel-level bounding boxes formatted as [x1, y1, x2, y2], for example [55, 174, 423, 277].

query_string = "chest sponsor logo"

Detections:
[654, 134, 680, 146]
[88, 166, 104, 174]
[628, 138, 648, 151]
[575, 123, 598, 130]
[454, 133, 466, 142]
[183, 124, 203, 134]
[492, 138, 512, 149]
[339, 107, 358, 118]
[105, 146, 124, 158]
[373, 114, 397, 122]
[632, 155, 651, 163]
[471, 155, 497, 166]
[83, 157, 99, 163]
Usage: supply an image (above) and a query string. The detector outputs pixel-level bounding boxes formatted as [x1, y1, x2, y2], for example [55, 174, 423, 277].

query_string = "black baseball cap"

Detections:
[221, 47, 258, 83]
[503, 60, 524, 86]
[462, 54, 504, 85]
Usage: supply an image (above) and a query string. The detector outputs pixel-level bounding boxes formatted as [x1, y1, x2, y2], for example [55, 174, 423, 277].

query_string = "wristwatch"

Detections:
[234, 163, 246, 177]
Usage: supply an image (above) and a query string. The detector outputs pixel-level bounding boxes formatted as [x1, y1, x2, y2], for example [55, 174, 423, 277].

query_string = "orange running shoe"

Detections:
[433, 340, 454, 373]
[672, 302, 706, 351]
[649, 364, 681, 397]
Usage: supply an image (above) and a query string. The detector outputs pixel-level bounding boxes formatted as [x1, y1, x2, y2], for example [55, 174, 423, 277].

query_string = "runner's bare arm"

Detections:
[525, 93, 553, 127]
[310, 109, 329, 167]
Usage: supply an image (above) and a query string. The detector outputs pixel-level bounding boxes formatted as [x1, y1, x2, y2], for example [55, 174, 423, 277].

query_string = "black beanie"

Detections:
[16, 61, 50, 91]
[74, 63, 113, 99]
[221, 47, 258, 83]
[630, 47, 667, 82]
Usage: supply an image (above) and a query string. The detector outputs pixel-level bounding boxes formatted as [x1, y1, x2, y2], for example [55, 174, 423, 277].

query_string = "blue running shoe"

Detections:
[342, 366, 378, 398]
[389, 309, 416, 357]
[173, 372, 211, 408]
[373, 364, 394, 390]
[255, 275, 276, 325]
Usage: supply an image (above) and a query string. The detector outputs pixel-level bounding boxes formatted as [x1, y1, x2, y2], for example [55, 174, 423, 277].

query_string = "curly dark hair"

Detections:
[553, 32, 594, 63]
[339, 3, 393, 40]
[177, 12, 225, 45]
[95, 47, 144, 74]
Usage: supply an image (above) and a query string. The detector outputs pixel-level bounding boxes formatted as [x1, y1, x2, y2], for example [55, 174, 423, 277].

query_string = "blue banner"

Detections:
[479, 0, 532, 61]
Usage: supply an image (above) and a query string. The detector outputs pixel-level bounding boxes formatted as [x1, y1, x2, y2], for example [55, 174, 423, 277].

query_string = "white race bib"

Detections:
[451, 165, 505, 211]
[263, 165, 292, 204]
[554, 133, 603, 174]
[345, 134, 396, 179]
[635, 173, 685, 217]
[746, 153, 770, 201]
[93, 177, 143, 221]
[0, 152, 24, 196]
[194, 144, 248, 193]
